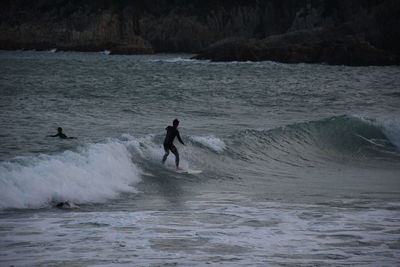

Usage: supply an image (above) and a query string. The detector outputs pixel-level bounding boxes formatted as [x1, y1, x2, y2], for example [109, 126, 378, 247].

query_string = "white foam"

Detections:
[2, 201, 398, 266]
[380, 118, 400, 151]
[351, 114, 400, 152]
[124, 134, 192, 169]
[149, 57, 207, 64]
[190, 135, 226, 153]
[162, 57, 195, 63]
[0, 141, 141, 210]
[125, 134, 159, 159]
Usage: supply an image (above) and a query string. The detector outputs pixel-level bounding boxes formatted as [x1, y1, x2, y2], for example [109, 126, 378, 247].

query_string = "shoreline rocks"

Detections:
[193, 27, 400, 66]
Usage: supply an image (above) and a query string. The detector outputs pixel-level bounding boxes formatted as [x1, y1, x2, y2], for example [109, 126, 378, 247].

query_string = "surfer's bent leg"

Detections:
[162, 145, 170, 164]
[170, 145, 179, 168]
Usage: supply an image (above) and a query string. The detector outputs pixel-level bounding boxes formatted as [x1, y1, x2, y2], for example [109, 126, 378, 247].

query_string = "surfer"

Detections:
[48, 127, 76, 139]
[162, 119, 185, 170]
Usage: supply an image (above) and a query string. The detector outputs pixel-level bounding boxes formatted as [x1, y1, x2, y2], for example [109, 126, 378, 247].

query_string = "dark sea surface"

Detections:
[0, 50, 400, 266]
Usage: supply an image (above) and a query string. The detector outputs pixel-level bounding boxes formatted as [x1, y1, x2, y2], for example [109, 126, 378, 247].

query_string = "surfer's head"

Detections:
[57, 127, 63, 133]
[173, 119, 179, 127]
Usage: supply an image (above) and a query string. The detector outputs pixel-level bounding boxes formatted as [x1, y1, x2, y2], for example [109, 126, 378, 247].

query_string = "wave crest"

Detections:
[189, 136, 226, 153]
[229, 115, 400, 164]
[0, 141, 141, 210]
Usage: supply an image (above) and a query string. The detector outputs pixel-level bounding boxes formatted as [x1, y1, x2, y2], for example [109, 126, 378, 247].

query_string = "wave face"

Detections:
[227, 115, 400, 166]
[0, 141, 141, 210]
[122, 115, 400, 179]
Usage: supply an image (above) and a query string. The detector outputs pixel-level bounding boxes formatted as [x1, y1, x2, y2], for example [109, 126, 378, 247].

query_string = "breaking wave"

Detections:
[1, 115, 398, 210]
[0, 141, 141, 210]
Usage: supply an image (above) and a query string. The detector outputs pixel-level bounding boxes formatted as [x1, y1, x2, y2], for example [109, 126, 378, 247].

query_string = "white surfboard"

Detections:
[176, 169, 202, 174]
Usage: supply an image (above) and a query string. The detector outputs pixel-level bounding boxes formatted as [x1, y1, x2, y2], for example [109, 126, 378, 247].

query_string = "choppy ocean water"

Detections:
[0, 50, 399, 266]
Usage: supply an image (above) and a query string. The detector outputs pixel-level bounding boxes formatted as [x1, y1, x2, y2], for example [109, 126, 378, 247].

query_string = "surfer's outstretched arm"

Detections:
[177, 132, 185, 145]
[47, 133, 69, 139]
[47, 127, 77, 139]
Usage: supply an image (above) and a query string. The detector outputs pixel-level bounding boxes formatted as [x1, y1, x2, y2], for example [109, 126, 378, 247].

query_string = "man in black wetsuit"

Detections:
[162, 119, 185, 170]
[48, 127, 76, 139]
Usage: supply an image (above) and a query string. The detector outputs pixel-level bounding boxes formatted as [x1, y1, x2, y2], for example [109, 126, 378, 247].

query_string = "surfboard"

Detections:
[176, 169, 202, 174]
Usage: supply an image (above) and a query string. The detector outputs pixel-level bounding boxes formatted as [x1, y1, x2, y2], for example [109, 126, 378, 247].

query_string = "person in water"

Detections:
[48, 127, 76, 139]
[56, 200, 74, 208]
[162, 119, 185, 170]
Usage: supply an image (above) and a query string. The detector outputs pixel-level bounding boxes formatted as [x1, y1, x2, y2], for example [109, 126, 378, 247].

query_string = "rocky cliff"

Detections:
[193, 0, 400, 65]
[1, 0, 399, 65]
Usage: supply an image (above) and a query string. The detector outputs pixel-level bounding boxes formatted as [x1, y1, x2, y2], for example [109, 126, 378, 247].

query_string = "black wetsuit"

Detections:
[50, 133, 68, 139]
[49, 132, 75, 139]
[162, 126, 184, 167]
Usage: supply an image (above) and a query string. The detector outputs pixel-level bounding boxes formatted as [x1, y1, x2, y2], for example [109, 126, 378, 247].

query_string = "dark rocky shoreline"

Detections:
[192, 26, 400, 66]
[1, 0, 399, 65]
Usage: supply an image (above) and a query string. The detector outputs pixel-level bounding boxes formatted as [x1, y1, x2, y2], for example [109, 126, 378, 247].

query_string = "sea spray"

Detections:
[0, 141, 141, 210]
[189, 136, 226, 153]
[376, 118, 400, 152]
[123, 133, 193, 170]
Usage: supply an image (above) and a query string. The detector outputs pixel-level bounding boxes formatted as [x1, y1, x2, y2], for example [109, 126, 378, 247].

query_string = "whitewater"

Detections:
[0, 51, 399, 266]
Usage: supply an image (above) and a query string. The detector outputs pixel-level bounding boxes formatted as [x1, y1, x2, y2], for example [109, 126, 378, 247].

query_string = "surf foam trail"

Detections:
[0, 140, 141, 210]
